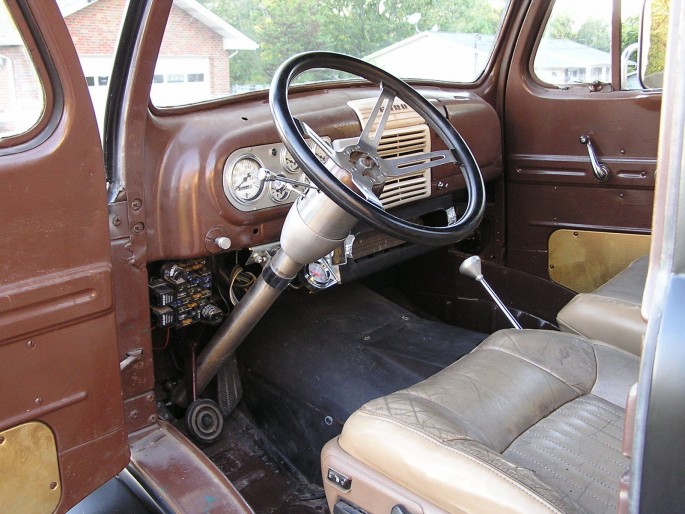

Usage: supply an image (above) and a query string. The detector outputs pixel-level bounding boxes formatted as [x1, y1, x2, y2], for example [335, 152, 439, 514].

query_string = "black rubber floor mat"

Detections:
[240, 282, 486, 422]
[237, 283, 486, 482]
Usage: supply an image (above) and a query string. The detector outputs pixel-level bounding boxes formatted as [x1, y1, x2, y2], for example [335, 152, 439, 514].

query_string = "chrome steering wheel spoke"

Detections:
[358, 87, 396, 154]
[380, 149, 458, 178]
[296, 118, 338, 162]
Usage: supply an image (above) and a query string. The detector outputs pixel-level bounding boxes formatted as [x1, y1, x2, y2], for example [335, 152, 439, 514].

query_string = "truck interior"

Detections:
[1, 0, 682, 513]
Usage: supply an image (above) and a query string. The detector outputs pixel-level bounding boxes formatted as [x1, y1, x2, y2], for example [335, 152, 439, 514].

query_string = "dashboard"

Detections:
[144, 85, 502, 263]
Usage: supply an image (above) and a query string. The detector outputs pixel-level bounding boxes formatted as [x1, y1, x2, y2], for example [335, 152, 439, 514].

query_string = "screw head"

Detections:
[131, 198, 143, 211]
[112, 216, 122, 227]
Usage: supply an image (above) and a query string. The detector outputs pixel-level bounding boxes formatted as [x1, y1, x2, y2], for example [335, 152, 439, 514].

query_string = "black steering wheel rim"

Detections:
[269, 51, 486, 246]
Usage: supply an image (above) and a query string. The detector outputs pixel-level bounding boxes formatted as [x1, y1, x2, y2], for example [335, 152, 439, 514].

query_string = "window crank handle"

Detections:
[579, 135, 610, 182]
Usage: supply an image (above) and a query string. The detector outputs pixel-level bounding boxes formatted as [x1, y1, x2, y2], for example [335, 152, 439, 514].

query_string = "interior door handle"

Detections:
[579, 135, 610, 182]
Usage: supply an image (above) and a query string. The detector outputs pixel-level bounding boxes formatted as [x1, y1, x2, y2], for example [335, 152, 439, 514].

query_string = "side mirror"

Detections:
[639, 0, 669, 89]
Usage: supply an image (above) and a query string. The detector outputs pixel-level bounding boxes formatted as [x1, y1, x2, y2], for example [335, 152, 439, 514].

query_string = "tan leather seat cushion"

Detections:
[338, 329, 639, 514]
[557, 256, 648, 356]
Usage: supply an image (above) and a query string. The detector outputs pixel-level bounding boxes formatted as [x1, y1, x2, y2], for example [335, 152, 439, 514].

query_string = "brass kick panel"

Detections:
[548, 230, 651, 293]
[0, 421, 61, 514]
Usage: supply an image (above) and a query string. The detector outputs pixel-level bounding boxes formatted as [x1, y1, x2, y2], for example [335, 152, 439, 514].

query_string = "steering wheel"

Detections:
[269, 51, 486, 246]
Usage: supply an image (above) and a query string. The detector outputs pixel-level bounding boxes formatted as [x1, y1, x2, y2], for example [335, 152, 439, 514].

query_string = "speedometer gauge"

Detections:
[226, 156, 264, 204]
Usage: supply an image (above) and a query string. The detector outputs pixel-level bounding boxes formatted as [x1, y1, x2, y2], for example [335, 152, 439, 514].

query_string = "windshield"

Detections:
[151, 0, 509, 106]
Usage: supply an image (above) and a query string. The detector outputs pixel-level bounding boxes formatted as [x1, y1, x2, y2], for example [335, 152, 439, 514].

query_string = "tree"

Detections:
[576, 18, 610, 52]
[548, 14, 575, 40]
[199, 0, 505, 89]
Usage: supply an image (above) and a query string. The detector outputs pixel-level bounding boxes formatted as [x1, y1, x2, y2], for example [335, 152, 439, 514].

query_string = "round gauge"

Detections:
[304, 261, 333, 289]
[227, 156, 264, 204]
[312, 143, 329, 165]
[281, 148, 300, 173]
[268, 174, 291, 203]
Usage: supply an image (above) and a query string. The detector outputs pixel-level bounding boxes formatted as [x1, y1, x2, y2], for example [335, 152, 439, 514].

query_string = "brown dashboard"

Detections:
[143, 85, 502, 262]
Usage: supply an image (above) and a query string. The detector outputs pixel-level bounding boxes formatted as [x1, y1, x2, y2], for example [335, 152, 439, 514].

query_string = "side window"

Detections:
[0, 1, 45, 141]
[533, 0, 645, 90]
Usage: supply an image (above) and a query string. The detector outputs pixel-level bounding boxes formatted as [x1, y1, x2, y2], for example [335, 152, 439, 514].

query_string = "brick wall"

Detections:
[161, 4, 231, 97]
[64, 0, 231, 96]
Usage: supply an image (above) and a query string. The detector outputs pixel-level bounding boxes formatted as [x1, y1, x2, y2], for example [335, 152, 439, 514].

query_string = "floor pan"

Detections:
[235, 282, 487, 483]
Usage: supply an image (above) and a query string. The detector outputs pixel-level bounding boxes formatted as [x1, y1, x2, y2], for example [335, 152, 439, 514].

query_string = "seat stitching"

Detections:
[531, 423, 626, 467]
[354, 410, 564, 514]
[507, 448, 613, 508]
[578, 396, 626, 416]
[566, 401, 623, 429]
[525, 432, 625, 480]
[550, 408, 623, 442]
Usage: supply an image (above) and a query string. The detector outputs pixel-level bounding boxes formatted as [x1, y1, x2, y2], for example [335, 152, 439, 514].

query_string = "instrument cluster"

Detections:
[222, 138, 330, 211]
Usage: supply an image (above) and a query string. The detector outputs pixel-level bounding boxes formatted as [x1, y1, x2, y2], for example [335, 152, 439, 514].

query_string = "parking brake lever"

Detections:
[459, 256, 522, 330]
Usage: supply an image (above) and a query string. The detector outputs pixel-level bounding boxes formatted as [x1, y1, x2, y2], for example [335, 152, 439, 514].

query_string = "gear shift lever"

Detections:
[459, 256, 522, 330]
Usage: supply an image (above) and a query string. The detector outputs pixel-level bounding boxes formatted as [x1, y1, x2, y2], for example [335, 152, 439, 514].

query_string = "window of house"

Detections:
[0, 1, 46, 141]
[167, 74, 185, 83]
[533, 0, 645, 90]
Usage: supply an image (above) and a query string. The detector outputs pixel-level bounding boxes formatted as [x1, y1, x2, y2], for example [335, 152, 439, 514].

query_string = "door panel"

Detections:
[0, 1, 128, 512]
[504, 2, 659, 283]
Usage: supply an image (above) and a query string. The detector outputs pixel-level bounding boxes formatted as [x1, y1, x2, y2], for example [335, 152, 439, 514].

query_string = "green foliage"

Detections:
[198, 0, 503, 90]
[575, 18, 610, 52]
[645, 0, 669, 77]
[621, 16, 639, 51]
[548, 14, 575, 40]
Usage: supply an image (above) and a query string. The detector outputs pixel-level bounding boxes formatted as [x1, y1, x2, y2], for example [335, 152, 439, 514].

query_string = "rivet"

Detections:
[324, 416, 333, 426]
[148, 414, 157, 424]
[129, 410, 139, 420]
[401, 315, 409, 321]
[573, 232, 578, 237]
[619, 193, 625, 198]
[550, 264, 555, 269]
[49, 482, 58, 490]
[27, 340, 35, 349]
[146, 393, 155, 403]
[0, 435, 5, 444]
[34, 397, 42, 406]
[131, 198, 143, 211]
[363, 335, 371, 341]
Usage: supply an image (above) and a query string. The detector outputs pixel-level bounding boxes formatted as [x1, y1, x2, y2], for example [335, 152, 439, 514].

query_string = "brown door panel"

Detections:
[507, 154, 655, 278]
[504, 2, 660, 281]
[0, 1, 128, 511]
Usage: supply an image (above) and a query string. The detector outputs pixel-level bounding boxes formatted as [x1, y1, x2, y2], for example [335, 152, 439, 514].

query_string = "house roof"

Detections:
[365, 32, 495, 62]
[367, 31, 610, 71]
[57, 0, 258, 50]
[535, 38, 610, 69]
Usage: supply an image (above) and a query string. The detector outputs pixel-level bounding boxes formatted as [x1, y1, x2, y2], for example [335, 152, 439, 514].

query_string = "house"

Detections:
[365, 32, 497, 83]
[61, 0, 257, 111]
[365, 31, 611, 85]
